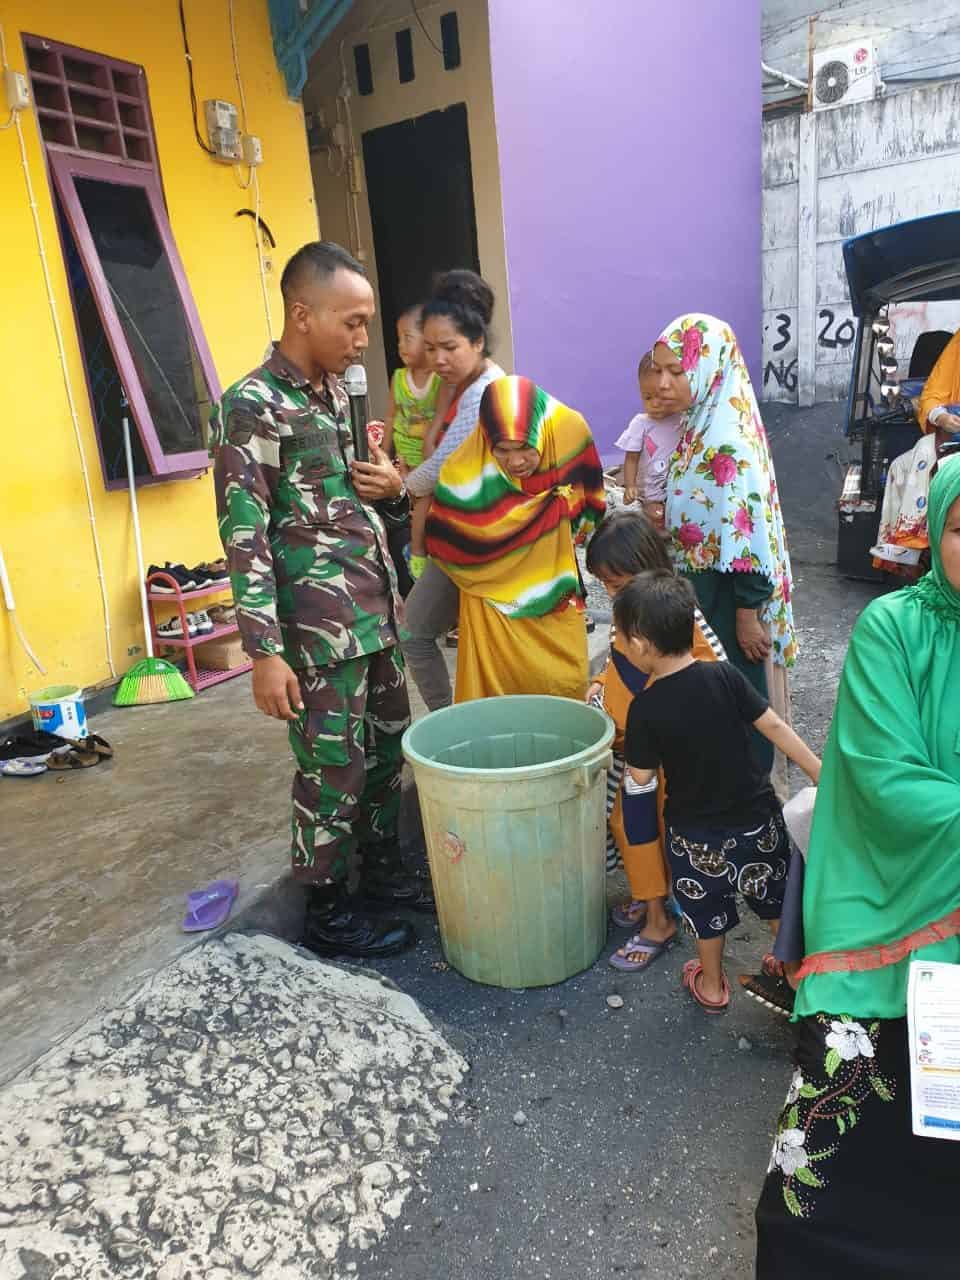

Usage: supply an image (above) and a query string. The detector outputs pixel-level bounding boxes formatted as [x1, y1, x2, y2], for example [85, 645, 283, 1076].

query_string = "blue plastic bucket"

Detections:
[29, 685, 88, 739]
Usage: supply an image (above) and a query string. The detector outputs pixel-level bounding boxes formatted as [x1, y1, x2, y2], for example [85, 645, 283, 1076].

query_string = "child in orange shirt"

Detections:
[585, 510, 726, 971]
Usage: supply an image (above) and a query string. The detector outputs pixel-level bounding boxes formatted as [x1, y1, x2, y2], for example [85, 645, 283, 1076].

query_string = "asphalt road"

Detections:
[354, 403, 885, 1280]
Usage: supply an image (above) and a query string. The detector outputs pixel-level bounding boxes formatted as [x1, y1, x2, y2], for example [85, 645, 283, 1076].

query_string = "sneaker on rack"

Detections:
[208, 604, 236, 627]
[147, 563, 197, 593]
[156, 614, 195, 640]
[203, 559, 230, 582]
[166, 562, 201, 589]
[191, 610, 215, 637]
[192, 561, 230, 588]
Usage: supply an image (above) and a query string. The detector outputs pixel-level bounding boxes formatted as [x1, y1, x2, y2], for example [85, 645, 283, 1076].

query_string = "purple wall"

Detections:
[487, 1, 762, 456]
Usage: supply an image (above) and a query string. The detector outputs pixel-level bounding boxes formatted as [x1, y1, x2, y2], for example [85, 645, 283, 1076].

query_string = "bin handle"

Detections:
[574, 750, 614, 792]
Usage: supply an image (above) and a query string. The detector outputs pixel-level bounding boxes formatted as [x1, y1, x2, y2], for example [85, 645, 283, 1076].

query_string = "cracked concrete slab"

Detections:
[0, 933, 467, 1280]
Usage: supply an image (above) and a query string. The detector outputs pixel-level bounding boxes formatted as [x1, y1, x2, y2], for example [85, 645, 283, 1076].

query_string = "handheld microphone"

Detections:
[343, 363, 369, 463]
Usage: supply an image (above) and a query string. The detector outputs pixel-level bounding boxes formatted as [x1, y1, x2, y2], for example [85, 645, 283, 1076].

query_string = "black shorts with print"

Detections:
[666, 810, 788, 939]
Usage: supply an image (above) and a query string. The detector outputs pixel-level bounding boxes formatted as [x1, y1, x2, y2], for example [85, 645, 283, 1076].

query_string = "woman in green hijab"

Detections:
[756, 456, 960, 1278]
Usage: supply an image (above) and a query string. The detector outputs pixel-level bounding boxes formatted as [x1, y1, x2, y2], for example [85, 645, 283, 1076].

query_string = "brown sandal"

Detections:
[47, 747, 100, 770]
[62, 733, 113, 760]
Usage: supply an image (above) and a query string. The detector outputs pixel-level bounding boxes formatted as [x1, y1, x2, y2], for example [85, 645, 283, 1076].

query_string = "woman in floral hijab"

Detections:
[651, 314, 796, 775]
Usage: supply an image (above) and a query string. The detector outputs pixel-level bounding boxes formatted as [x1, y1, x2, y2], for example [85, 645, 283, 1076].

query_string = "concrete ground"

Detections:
[0, 621, 609, 1089]
[0, 650, 460, 1085]
[2, 675, 293, 1086]
[0, 400, 886, 1279]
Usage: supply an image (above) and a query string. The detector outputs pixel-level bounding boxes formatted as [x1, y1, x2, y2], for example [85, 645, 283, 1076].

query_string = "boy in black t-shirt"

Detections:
[616, 571, 821, 1014]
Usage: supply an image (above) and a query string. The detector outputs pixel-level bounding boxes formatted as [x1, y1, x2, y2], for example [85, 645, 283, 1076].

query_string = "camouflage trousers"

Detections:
[288, 646, 411, 885]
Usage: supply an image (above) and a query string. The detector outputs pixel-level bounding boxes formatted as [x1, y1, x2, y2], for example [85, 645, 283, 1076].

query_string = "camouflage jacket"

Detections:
[212, 347, 402, 669]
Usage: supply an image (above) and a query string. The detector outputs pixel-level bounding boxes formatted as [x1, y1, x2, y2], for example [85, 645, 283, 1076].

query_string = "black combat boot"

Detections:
[302, 884, 416, 958]
[359, 842, 436, 914]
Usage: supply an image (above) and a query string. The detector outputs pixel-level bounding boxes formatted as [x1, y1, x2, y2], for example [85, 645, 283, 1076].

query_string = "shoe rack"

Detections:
[146, 571, 252, 694]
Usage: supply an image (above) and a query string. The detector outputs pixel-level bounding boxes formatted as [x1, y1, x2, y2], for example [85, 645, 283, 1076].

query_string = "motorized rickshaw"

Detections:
[837, 209, 960, 580]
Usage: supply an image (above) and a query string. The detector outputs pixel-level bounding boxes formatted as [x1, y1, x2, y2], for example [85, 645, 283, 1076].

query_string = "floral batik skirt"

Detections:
[755, 1014, 958, 1278]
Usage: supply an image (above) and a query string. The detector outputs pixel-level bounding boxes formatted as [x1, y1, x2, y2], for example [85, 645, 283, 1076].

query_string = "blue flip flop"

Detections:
[182, 879, 239, 932]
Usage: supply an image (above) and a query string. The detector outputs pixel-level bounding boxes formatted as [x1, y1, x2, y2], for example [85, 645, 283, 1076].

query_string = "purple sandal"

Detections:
[611, 900, 648, 930]
[608, 931, 677, 972]
[182, 879, 238, 933]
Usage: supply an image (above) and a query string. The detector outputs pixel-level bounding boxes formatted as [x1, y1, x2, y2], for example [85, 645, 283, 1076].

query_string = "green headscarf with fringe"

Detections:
[907, 454, 960, 621]
[797, 456, 960, 1019]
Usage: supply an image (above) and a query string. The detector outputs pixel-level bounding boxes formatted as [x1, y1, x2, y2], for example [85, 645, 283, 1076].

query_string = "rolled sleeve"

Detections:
[214, 406, 284, 660]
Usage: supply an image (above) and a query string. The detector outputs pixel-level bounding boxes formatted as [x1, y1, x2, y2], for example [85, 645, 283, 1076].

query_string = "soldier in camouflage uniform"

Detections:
[213, 241, 433, 959]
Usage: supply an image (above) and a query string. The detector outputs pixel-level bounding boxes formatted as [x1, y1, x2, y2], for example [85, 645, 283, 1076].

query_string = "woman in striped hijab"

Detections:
[425, 375, 605, 702]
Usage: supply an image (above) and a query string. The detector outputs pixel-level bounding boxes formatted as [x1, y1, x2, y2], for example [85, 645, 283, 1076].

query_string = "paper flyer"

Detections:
[907, 960, 960, 1140]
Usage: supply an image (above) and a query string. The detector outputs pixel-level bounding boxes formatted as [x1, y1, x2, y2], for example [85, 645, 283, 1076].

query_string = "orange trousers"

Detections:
[609, 772, 669, 902]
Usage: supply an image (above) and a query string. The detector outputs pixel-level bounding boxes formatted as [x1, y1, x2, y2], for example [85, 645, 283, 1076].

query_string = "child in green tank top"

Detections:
[384, 304, 450, 579]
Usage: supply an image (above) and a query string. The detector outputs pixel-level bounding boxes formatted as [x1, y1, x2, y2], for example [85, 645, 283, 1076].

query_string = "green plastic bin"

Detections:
[402, 695, 614, 988]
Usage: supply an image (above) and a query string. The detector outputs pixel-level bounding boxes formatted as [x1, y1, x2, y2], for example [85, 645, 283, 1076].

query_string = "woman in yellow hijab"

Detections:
[425, 376, 606, 702]
[918, 327, 960, 434]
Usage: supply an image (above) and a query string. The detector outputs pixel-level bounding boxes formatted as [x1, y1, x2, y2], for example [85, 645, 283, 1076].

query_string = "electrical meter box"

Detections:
[203, 99, 241, 162]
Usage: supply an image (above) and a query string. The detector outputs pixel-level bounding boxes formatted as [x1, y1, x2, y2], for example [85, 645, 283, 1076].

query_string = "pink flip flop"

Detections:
[182, 879, 238, 932]
[682, 959, 730, 1013]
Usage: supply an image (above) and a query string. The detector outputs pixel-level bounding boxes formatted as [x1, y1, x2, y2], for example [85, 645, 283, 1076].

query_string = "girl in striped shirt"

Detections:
[585, 510, 726, 973]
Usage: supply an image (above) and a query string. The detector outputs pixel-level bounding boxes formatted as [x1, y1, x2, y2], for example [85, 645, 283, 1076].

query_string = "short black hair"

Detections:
[613, 570, 695, 656]
[280, 241, 365, 303]
[397, 300, 425, 325]
[585, 509, 672, 579]
[637, 351, 655, 379]
[422, 269, 495, 354]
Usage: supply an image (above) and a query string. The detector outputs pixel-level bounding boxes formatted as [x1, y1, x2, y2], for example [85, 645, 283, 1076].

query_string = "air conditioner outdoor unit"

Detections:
[812, 40, 879, 111]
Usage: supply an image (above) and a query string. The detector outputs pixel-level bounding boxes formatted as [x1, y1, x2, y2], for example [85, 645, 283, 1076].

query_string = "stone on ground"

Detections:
[0, 933, 467, 1279]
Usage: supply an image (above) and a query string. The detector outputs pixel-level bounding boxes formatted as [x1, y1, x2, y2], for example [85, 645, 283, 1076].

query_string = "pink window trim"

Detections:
[48, 149, 219, 478]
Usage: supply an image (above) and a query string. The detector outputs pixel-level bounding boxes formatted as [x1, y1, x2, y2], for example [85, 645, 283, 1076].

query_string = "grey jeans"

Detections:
[399, 560, 459, 711]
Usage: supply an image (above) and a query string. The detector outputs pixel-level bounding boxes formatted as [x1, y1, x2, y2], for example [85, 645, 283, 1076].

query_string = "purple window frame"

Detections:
[48, 151, 219, 483]
[25, 34, 220, 486]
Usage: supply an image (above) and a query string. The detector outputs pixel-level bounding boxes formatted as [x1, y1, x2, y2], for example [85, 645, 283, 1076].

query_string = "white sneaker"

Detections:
[156, 614, 194, 640]
[191, 610, 215, 637]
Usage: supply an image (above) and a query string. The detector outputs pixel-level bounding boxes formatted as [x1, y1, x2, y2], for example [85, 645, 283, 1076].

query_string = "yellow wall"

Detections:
[0, 0, 318, 720]
[303, 0, 514, 415]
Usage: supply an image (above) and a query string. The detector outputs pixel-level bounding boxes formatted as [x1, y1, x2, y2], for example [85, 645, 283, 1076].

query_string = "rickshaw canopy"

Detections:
[843, 210, 960, 316]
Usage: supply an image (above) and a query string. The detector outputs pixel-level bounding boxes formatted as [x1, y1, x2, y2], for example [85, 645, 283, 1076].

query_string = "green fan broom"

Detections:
[114, 409, 195, 707]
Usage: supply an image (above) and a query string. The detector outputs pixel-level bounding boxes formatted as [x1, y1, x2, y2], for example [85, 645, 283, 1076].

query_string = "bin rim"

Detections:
[401, 694, 615, 780]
